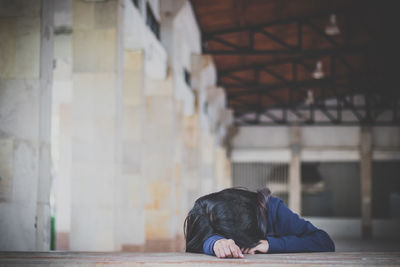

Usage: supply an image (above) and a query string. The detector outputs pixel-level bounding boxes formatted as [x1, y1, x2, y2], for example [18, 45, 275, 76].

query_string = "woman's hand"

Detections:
[241, 240, 269, 254]
[213, 239, 244, 258]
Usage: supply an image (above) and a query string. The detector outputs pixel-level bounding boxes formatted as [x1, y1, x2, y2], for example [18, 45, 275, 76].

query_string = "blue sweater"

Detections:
[203, 196, 335, 255]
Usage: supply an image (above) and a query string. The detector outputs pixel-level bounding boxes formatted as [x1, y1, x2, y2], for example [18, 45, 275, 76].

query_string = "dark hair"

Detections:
[184, 187, 271, 253]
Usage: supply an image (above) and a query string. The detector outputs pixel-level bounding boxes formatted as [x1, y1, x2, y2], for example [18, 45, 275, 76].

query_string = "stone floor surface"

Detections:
[1, 252, 400, 266]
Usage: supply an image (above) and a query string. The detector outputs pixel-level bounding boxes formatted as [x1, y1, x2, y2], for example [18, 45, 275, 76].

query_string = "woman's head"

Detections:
[184, 187, 271, 253]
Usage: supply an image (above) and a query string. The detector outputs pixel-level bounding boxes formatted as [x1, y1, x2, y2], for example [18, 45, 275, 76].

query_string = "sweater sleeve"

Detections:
[267, 200, 335, 253]
[203, 235, 225, 256]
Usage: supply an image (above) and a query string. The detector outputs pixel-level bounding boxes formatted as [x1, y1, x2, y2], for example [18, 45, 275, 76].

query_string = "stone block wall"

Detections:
[0, 0, 233, 252]
[0, 0, 54, 251]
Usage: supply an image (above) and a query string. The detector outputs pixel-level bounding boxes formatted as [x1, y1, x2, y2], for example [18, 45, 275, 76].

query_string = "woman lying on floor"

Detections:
[184, 187, 335, 258]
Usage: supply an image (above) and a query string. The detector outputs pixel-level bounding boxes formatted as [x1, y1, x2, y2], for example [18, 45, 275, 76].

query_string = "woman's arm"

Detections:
[267, 200, 335, 253]
[203, 235, 225, 255]
[203, 198, 334, 256]
[203, 235, 243, 258]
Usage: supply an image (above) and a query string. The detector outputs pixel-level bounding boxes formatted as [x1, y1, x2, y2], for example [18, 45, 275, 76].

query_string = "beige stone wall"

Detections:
[173, 100, 186, 251]
[183, 114, 200, 207]
[70, 0, 120, 251]
[117, 50, 146, 248]
[52, 10, 73, 249]
[199, 133, 217, 194]
[64, 0, 232, 251]
[0, 0, 54, 251]
[0, 0, 233, 252]
[215, 147, 232, 190]
[143, 74, 176, 248]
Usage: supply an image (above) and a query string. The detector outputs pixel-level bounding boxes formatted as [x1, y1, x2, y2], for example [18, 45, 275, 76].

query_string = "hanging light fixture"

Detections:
[312, 61, 324, 79]
[325, 14, 340, 36]
[305, 89, 314, 105]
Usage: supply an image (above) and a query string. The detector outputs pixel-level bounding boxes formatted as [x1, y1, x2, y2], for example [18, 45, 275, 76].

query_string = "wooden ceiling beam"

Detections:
[203, 9, 347, 37]
[217, 48, 365, 76]
[224, 73, 365, 94]
[206, 46, 365, 55]
[257, 28, 297, 50]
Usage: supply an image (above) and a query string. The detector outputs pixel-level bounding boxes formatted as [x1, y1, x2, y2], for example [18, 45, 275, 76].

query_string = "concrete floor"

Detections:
[1, 239, 400, 266]
[1, 251, 399, 266]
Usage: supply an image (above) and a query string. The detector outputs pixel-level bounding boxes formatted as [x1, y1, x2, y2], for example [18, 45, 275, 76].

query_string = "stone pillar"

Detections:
[225, 158, 233, 188]
[117, 50, 146, 251]
[36, 0, 54, 251]
[173, 100, 186, 252]
[199, 133, 216, 194]
[289, 126, 301, 214]
[52, 0, 73, 250]
[0, 0, 54, 251]
[190, 54, 217, 197]
[215, 147, 231, 190]
[360, 126, 372, 239]
[143, 74, 176, 251]
[183, 114, 201, 206]
[70, 0, 122, 251]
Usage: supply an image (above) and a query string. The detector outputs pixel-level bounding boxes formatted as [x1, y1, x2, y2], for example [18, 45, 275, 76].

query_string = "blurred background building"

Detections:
[0, 0, 399, 252]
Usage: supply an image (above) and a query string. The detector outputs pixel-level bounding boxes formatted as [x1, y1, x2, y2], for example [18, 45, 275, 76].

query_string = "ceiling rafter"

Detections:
[191, 0, 399, 126]
[225, 73, 366, 97]
[203, 9, 347, 37]
[204, 46, 364, 56]
[217, 50, 364, 76]
[257, 28, 296, 50]
[203, 9, 364, 56]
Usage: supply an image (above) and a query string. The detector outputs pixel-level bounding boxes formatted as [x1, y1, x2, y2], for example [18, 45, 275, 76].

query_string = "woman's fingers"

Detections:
[229, 243, 243, 258]
[227, 239, 243, 258]
[229, 244, 237, 258]
[216, 247, 225, 258]
[258, 240, 270, 253]
[223, 245, 232, 258]
[248, 246, 258, 255]
[240, 240, 270, 256]
[213, 239, 244, 258]
[214, 239, 232, 258]
[215, 247, 220, 258]
[214, 239, 227, 258]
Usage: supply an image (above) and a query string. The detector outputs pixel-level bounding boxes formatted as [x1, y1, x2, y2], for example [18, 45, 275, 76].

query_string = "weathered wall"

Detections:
[232, 126, 400, 162]
[124, 0, 167, 79]
[0, 0, 54, 251]
[117, 50, 146, 250]
[52, 0, 73, 250]
[69, 0, 121, 251]
[142, 74, 176, 250]
[0, 0, 233, 252]
[155, 0, 233, 251]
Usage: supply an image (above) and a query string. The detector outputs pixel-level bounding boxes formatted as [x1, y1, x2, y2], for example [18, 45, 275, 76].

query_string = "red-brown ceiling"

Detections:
[191, 0, 399, 125]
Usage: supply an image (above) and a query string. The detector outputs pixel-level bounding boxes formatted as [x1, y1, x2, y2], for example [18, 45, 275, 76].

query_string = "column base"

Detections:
[362, 226, 372, 239]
